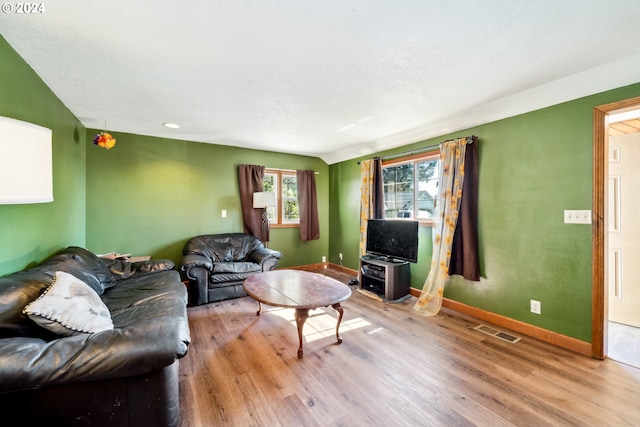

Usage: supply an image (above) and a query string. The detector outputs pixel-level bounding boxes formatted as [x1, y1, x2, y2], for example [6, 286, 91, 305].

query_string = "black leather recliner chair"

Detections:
[180, 233, 282, 305]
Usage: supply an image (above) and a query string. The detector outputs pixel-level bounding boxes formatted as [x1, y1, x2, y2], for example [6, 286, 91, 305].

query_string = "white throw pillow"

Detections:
[23, 270, 114, 336]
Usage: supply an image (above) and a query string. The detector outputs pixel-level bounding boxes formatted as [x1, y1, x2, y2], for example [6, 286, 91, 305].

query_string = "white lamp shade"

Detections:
[253, 191, 276, 208]
[0, 116, 53, 204]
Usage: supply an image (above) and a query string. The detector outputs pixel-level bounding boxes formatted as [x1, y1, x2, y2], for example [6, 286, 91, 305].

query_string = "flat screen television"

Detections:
[366, 219, 419, 263]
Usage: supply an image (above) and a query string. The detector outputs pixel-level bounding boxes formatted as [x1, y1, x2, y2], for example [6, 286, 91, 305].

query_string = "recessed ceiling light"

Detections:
[163, 123, 180, 129]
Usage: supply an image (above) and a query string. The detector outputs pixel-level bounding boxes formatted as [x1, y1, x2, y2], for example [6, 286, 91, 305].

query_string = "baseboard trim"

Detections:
[286, 262, 358, 276]
[409, 288, 592, 357]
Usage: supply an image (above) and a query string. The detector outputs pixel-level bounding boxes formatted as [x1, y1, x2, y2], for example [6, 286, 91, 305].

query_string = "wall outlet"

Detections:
[339, 253, 343, 261]
[530, 299, 541, 314]
[322, 256, 326, 263]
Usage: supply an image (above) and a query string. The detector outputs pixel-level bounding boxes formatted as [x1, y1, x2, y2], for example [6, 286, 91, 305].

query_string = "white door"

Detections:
[608, 133, 640, 327]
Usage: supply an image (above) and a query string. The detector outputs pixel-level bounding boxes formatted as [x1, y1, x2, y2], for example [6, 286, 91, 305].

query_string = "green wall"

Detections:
[0, 36, 86, 276]
[86, 130, 329, 269]
[4, 28, 640, 344]
[329, 82, 640, 342]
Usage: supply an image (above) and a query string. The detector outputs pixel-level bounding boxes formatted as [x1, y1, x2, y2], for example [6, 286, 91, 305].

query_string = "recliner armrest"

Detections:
[180, 254, 213, 273]
[248, 248, 282, 265]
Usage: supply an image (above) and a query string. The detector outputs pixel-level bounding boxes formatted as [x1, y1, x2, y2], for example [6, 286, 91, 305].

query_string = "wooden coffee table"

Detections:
[243, 270, 352, 358]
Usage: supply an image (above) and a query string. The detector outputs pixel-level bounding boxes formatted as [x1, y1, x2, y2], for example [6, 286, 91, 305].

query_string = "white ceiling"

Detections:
[2, 1, 640, 164]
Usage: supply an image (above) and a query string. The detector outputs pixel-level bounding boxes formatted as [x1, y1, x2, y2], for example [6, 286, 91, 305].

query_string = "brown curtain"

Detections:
[297, 170, 320, 241]
[372, 157, 385, 219]
[238, 164, 266, 240]
[449, 136, 480, 281]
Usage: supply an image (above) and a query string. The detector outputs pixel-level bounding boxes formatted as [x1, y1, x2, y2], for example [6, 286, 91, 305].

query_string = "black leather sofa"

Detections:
[180, 233, 282, 305]
[0, 246, 191, 427]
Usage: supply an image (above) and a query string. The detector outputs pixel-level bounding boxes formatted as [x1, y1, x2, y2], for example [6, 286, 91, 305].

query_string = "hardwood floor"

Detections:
[179, 268, 640, 426]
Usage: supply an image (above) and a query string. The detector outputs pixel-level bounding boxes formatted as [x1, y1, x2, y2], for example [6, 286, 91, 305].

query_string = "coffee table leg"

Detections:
[256, 301, 262, 316]
[331, 303, 344, 344]
[294, 308, 309, 358]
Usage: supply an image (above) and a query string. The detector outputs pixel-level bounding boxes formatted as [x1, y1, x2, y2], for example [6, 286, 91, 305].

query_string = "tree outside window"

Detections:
[264, 169, 299, 226]
[282, 174, 299, 223]
[383, 153, 439, 222]
[263, 173, 277, 222]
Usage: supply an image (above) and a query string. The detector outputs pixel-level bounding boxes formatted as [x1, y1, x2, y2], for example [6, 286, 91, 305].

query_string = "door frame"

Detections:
[592, 95, 640, 359]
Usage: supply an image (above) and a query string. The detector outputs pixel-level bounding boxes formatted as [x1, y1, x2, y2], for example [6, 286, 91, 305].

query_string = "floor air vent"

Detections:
[474, 324, 521, 343]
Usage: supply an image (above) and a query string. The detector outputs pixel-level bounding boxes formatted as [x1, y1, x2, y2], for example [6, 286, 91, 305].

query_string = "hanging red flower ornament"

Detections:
[92, 131, 116, 149]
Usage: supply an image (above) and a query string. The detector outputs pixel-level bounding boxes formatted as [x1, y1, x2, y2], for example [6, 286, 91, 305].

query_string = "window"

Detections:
[382, 152, 440, 223]
[264, 169, 299, 227]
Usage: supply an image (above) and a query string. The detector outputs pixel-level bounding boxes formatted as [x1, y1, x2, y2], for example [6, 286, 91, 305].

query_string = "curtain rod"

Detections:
[267, 167, 319, 174]
[357, 135, 476, 164]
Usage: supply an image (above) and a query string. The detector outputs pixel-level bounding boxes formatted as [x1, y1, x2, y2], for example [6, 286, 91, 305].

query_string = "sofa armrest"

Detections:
[180, 254, 213, 273]
[185, 266, 209, 306]
[180, 255, 213, 306]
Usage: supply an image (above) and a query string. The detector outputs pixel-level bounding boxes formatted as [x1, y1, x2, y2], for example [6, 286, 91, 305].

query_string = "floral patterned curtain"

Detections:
[414, 138, 468, 316]
[359, 159, 375, 256]
[359, 159, 384, 255]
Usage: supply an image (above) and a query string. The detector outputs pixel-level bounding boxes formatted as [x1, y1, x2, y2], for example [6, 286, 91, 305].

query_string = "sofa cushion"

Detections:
[103, 259, 175, 280]
[23, 271, 113, 336]
[38, 246, 115, 295]
[0, 247, 117, 338]
[0, 269, 52, 338]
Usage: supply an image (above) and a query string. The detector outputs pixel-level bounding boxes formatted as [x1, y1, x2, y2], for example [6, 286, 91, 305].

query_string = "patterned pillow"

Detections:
[23, 271, 114, 336]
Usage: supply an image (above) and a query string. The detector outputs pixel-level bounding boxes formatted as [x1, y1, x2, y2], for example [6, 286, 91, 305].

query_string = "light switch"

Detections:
[564, 210, 591, 224]
[221, 210, 227, 218]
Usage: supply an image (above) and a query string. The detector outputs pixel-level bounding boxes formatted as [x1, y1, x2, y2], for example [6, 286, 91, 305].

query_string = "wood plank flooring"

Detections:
[179, 268, 640, 426]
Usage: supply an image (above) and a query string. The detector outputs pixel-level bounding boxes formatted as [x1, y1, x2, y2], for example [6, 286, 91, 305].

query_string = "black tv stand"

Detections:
[359, 256, 410, 301]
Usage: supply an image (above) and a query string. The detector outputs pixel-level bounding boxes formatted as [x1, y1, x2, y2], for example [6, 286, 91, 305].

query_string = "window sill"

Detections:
[418, 219, 435, 227]
[271, 223, 300, 229]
